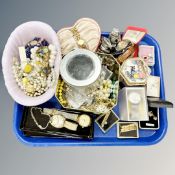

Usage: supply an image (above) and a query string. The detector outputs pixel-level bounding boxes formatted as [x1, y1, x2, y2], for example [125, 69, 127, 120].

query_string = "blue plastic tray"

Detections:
[13, 32, 167, 146]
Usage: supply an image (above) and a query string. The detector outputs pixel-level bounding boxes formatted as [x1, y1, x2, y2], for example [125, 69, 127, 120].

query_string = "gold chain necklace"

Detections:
[70, 27, 88, 49]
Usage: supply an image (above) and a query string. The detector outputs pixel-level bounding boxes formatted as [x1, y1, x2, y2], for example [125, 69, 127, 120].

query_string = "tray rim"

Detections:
[13, 32, 168, 146]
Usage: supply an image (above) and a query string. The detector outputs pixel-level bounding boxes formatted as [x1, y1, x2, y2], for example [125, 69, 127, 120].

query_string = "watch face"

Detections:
[78, 114, 91, 128]
[50, 115, 65, 128]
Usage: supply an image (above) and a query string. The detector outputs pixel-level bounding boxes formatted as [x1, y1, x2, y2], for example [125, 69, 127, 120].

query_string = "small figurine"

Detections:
[99, 28, 137, 64]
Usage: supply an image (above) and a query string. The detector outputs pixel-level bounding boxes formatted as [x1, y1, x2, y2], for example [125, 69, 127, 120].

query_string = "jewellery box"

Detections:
[118, 87, 148, 121]
[120, 57, 148, 86]
[95, 110, 119, 133]
[20, 107, 94, 139]
[139, 107, 159, 130]
[57, 18, 101, 55]
[117, 122, 139, 138]
[13, 32, 168, 146]
[55, 51, 120, 114]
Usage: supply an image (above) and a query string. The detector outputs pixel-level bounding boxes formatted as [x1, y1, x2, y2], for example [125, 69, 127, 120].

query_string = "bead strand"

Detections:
[12, 38, 57, 97]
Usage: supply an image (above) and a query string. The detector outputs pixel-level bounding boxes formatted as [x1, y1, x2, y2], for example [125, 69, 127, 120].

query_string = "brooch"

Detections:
[95, 110, 119, 133]
[117, 122, 139, 138]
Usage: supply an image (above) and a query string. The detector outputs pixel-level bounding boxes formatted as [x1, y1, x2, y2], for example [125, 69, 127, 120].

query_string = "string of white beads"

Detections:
[12, 40, 57, 97]
[48, 44, 57, 67]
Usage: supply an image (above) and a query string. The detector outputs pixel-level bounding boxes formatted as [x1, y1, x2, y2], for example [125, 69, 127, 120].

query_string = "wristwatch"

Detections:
[50, 114, 78, 131]
[43, 108, 91, 128]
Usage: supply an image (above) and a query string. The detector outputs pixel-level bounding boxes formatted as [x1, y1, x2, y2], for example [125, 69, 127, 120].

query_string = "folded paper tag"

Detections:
[57, 18, 101, 55]
[123, 26, 147, 44]
[147, 75, 160, 98]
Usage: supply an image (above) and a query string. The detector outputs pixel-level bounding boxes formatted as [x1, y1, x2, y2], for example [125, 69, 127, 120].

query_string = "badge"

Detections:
[117, 122, 139, 138]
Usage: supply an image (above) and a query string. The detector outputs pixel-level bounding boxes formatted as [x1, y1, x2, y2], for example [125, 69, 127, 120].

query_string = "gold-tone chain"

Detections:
[70, 27, 81, 41]
[70, 27, 88, 49]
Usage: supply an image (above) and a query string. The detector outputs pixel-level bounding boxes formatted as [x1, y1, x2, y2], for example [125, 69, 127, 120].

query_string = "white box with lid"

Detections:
[118, 87, 149, 121]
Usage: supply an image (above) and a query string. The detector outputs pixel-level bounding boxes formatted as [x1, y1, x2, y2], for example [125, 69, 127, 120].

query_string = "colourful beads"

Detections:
[57, 80, 67, 105]
[24, 64, 33, 73]
[22, 77, 29, 85]
[133, 73, 139, 79]
[12, 37, 57, 97]
[96, 79, 112, 100]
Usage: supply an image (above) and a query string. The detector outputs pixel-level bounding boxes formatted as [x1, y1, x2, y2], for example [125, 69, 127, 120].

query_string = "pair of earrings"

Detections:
[148, 111, 157, 121]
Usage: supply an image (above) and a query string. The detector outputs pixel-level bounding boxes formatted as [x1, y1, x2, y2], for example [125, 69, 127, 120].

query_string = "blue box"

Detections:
[13, 32, 167, 146]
